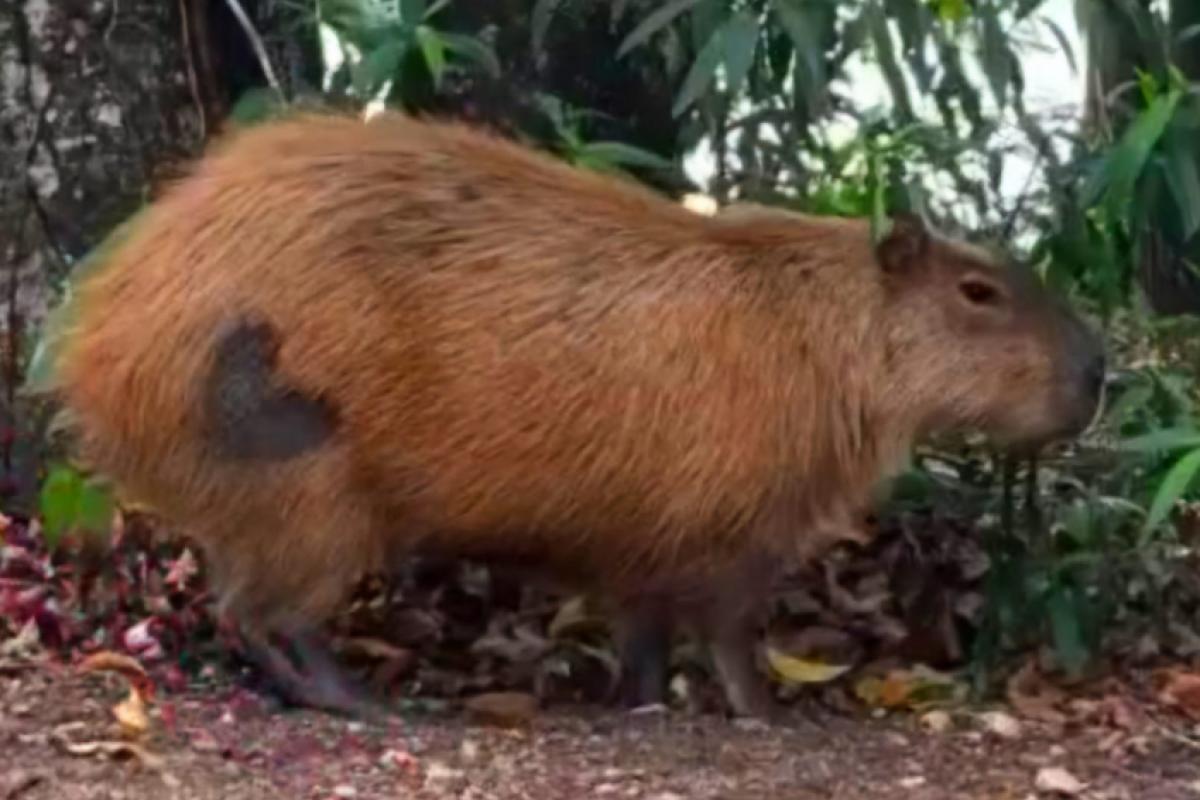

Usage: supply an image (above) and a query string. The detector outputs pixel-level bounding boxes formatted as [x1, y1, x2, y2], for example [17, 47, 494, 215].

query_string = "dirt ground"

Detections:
[3, 661, 1200, 800]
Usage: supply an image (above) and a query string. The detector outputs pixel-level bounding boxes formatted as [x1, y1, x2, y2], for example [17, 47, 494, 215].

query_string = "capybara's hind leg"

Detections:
[704, 615, 776, 720]
[239, 625, 385, 721]
[696, 557, 778, 720]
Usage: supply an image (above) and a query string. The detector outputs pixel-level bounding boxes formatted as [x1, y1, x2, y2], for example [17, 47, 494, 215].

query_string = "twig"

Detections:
[178, 0, 207, 141]
[223, 0, 285, 99]
[1144, 707, 1200, 751]
[1, 769, 43, 799]
[104, 0, 119, 46]
[1000, 148, 1044, 240]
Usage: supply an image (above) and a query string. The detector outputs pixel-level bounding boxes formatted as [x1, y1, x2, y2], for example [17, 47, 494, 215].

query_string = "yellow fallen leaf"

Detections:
[853, 675, 886, 706]
[78, 650, 149, 682]
[547, 596, 592, 640]
[853, 665, 966, 711]
[766, 647, 852, 685]
[113, 687, 150, 738]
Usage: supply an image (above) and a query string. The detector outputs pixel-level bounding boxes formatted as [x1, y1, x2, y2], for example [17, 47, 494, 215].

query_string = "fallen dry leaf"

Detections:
[768, 625, 861, 665]
[164, 548, 199, 590]
[337, 636, 412, 663]
[824, 561, 891, 616]
[766, 647, 853, 686]
[471, 624, 552, 665]
[854, 665, 966, 711]
[78, 650, 149, 682]
[379, 748, 421, 775]
[1006, 659, 1067, 726]
[463, 691, 538, 727]
[1, 769, 43, 800]
[919, 709, 953, 733]
[0, 619, 40, 659]
[547, 596, 605, 640]
[1155, 669, 1200, 721]
[55, 735, 166, 772]
[122, 619, 164, 661]
[78, 650, 157, 732]
[979, 710, 1022, 740]
[113, 687, 150, 738]
[1035, 766, 1085, 796]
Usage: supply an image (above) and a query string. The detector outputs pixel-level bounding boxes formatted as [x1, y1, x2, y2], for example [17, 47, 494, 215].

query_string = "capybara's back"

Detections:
[53, 110, 1105, 718]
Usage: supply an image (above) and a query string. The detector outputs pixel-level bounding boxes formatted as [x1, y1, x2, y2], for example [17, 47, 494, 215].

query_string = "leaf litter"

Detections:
[3, 494, 1200, 796]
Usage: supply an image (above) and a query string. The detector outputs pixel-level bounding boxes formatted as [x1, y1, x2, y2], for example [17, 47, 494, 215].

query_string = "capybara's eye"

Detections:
[959, 278, 1003, 307]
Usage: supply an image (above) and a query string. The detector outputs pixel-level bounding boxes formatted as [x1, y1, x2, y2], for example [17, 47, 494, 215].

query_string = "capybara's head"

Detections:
[875, 213, 1105, 451]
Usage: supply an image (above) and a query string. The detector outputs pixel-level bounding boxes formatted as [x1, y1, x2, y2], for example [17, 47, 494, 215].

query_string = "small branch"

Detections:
[104, 0, 119, 46]
[1000, 149, 1044, 240]
[178, 0, 207, 141]
[223, 0, 285, 99]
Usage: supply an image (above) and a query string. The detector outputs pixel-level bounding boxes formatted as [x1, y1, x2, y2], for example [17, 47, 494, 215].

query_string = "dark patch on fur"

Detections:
[455, 184, 481, 203]
[204, 314, 338, 460]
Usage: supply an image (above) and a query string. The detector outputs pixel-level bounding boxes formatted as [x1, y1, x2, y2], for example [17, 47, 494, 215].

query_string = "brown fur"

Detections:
[51, 110, 1104, 716]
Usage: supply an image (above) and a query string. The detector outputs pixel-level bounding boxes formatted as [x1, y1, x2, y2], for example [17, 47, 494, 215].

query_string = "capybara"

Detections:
[47, 110, 1105, 719]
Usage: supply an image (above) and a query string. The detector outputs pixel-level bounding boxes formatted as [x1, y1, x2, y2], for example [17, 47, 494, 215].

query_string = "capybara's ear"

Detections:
[875, 211, 930, 276]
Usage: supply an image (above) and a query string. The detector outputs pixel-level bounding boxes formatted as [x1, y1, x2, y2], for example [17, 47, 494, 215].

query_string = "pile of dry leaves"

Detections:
[5, 496, 1200, 747]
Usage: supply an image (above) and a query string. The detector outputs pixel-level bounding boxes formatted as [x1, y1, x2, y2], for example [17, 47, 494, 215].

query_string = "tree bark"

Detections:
[1, 0, 204, 512]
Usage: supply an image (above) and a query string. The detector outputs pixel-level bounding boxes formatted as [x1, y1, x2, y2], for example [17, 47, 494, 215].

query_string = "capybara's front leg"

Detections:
[612, 603, 674, 709]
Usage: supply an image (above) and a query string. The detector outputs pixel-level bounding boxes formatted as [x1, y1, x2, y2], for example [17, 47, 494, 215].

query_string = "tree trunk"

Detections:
[1, 0, 206, 513]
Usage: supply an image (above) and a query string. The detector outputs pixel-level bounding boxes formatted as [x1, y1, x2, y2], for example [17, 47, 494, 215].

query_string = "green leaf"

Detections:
[933, 0, 967, 23]
[1141, 447, 1200, 542]
[617, 0, 703, 58]
[352, 39, 405, 97]
[764, 25, 792, 87]
[423, 0, 451, 19]
[1083, 89, 1182, 215]
[1176, 22, 1200, 47]
[532, 0, 563, 54]
[77, 479, 115, 535]
[228, 87, 287, 127]
[671, 21, 725, 116]
[721, 12, 760, 98]
[689, 0, 725, 50]
[441, 32, 501, 77]
[1163, 130, 1200, 240]
[577, 141, 677, 171]
[317, 0, 385, 44]
[868, 2, 914, 120]
[400, 0, 426, 23]
[38, 464, 116, 551]
[978, 6, 1012, 107]
[1116, 426, 1200, 453]
[771, 0, 829, 112]
[39, 466, 82, 550]
[1060, 499, 1094, 549]
[1047, 585, 1090, 677]
[415, 25, 446, 89]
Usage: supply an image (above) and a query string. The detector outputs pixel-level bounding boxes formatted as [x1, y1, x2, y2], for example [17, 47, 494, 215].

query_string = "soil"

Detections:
[3, 661, 1199, 800]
